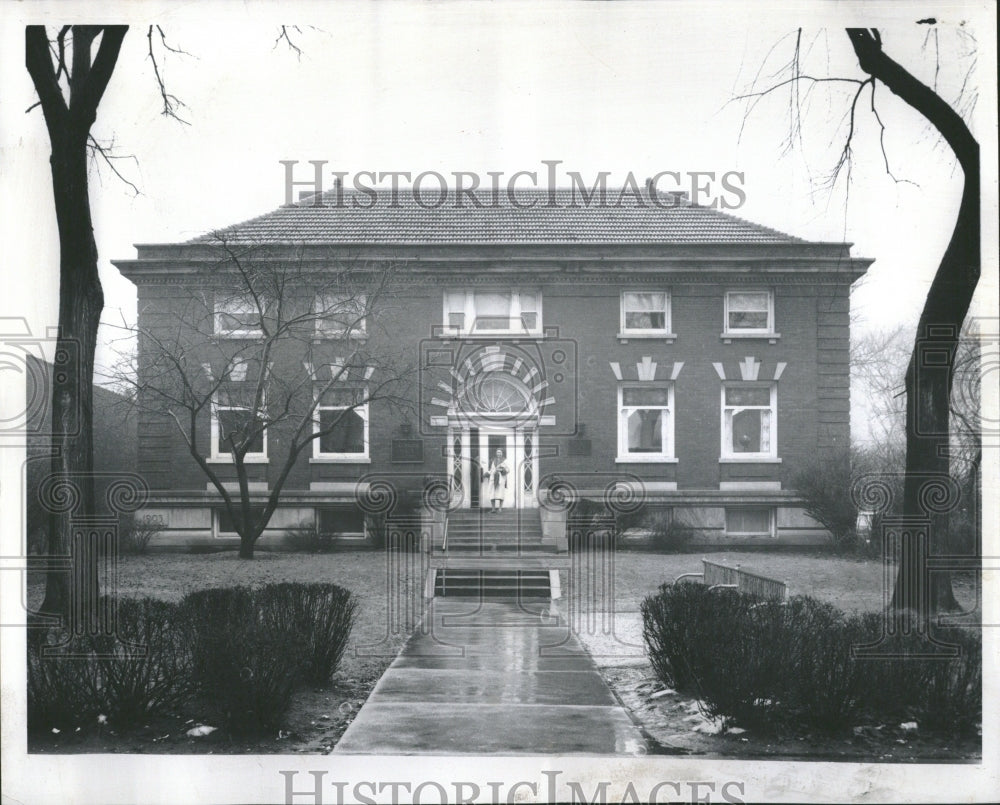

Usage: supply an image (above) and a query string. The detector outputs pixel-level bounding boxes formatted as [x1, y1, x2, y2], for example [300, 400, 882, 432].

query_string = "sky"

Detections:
[1, 1, 997, 441]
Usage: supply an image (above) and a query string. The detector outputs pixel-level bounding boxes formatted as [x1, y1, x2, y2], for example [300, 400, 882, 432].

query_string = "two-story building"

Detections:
[113, 186, 871, 554]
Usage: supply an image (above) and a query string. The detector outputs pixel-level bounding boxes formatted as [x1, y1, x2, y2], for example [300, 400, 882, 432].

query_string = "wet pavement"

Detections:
[334, 598, 649, 755]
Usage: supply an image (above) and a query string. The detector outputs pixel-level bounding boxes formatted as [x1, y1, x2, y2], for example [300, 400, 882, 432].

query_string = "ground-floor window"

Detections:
[725, 506, 775, 537]
[617, 383, 674, 461]
[318, 506, 366, 537]
[215, 505, 265, 537]
[721, 383, 776, 459]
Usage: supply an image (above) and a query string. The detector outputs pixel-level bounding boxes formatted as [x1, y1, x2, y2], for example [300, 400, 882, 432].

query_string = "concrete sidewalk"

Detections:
[334, 598, 648, 755]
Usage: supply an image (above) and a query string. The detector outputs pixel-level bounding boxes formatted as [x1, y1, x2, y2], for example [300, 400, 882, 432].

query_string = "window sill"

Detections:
[617, 332, 677, 344]
[434, 330, 545, 341]
[310, 457, 372, 464]
[311, 334, 368, 343]
[719, 457, 782, 464]
[615, 456, 679, 464]
[721, 332, 780, 344]
[206, 456, 269, 464]
[214, 332, 264, 340]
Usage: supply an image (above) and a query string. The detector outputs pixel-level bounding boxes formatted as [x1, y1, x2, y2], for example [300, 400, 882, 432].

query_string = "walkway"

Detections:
[334, 598, 647, 755]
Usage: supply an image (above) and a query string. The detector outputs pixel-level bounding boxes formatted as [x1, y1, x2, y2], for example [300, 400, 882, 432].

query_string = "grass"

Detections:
[27, 550, 425, 693]
[25, 548, 980, 756]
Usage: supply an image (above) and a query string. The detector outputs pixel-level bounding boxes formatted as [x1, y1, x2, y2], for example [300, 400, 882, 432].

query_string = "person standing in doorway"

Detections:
[485, 448, 510, 513]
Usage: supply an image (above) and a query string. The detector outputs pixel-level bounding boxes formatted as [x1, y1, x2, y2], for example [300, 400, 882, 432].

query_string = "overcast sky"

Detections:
[2, 1, 997, 429]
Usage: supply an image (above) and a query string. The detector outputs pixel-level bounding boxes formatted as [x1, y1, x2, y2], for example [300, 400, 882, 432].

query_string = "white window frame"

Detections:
[214, 295, 263, 338]
[616, 383, 676, 463]
[723, 289, 774, 336]
[313, 388, 370, 461]
[619, 290, 672, 336]
[441, 289, 543, 336]
[210, 391, 268, 463]
[720, 382, 777, 460]
[725, 506, 776, 537]
[315, 292, 368, 339]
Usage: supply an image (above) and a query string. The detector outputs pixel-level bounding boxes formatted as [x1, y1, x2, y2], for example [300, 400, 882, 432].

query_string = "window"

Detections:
[724, 290, 773, 334]
[725, 506, 775, 537]
[315, 293, 367, 338]
[214, 296, 263, 337]
[314, 388, 369, 459]
[442, 289, 542, 335]
[621, 291, 671, 334]
[722, 384, 776, 458]
[211, 388, 266, 460]
[318, 507, 366, 536]
[216, 506, 265, 537]
[618, 384, 674, 461]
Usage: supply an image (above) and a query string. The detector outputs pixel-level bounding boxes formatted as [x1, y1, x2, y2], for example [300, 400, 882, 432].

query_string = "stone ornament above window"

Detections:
[609, 358, 683, 383]
[713, 357, 787, 382]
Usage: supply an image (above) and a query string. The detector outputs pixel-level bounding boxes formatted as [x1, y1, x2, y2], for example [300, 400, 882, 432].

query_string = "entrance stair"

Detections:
[427, 508, 565, 600]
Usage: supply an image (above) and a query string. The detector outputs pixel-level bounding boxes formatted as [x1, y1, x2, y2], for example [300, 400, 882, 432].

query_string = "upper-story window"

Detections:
[724, 290, 774, 335]
[721, 383, 777, 459]
[214, 296, 263, 338]
[442, 289, 542, 336]
[315, 293, 367, 339]
[620, 291, 671, 335]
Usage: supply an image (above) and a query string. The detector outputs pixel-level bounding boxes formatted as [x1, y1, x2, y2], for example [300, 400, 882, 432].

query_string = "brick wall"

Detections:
[134, 275, 854, 498]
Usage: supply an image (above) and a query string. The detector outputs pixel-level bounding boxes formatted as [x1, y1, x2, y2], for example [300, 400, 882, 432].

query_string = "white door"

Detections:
[476, 428, 538, 509]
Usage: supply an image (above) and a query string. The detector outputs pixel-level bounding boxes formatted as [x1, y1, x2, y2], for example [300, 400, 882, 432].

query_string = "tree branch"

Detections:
[146, 25, 191, 125]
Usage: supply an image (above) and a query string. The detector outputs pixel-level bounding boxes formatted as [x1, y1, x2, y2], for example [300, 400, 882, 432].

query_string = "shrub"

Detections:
[181, 582, 356, 733]
[567, 499, 614, 552]
[649, 516, 698, 552]
[182, 587, 303, 735]
[27, 631, 105, 733]
[94, 597, 193, 725]
[283, 519, 334, 553]
[27, 597, 192, 732]
[255, 582, 357, 685]
[854, 620, 982, 732]
[641, 583, 981, 734]
[791, 448, 858, 551]
[119, 515, 162, 555]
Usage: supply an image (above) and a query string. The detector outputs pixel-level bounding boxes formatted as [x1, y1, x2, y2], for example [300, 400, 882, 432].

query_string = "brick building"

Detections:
[113, 187, 871, 553]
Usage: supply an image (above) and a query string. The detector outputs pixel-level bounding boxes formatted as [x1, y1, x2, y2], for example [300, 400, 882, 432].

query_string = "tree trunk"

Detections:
[892, 153, 978, 615]
[238, 532, 257, 559]
[40, 122, 104, 622]
[844, 29, 980, 617]
[26, 26, 129, 624]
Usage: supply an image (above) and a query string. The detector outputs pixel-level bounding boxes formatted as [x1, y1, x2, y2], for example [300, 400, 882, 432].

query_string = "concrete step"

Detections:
[434, 569, 552, 599]
[448, 542, 555, 553]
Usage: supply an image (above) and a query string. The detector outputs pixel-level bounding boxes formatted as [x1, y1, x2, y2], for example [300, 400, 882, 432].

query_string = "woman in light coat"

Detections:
[484, 449, 510, 513]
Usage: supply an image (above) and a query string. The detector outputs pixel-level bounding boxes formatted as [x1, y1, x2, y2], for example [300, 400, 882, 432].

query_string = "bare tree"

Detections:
[738, 26, 980, 615]
[113, 239, 414, 558]
[26, 23, 320, 615]
[26, 26, 128, 621]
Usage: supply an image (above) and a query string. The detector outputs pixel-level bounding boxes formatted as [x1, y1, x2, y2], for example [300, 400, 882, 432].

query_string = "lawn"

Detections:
[25, 547, 980, 758]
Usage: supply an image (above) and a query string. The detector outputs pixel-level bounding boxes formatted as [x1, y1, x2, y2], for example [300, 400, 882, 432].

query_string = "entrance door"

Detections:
[479, 430, 515, 509]
[448, 427, 539, 508]
[476, 428, 538, 509]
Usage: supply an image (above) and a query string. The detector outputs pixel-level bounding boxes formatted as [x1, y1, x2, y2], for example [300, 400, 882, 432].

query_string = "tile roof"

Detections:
[188, 188, 804, 245]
